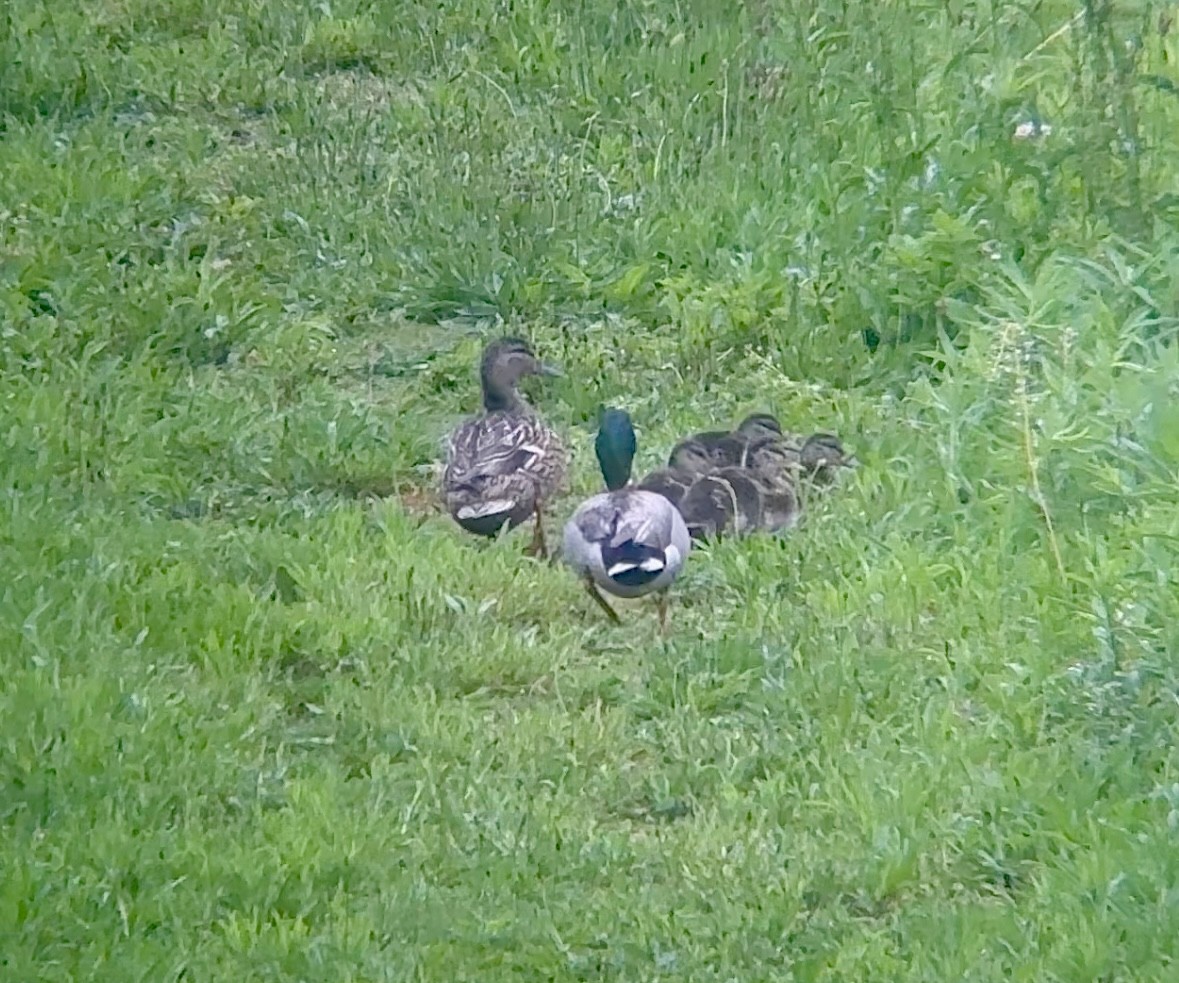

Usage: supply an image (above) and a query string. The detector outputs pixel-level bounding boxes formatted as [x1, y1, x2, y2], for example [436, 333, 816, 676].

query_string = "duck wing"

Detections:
[572, 490, 678, 547]
[712, 468, 765, 534]
[565, 490, 689, 589]
[443, 412, 566, 523]
[444, 413, 545, 479]
[678, 470, 762, 539]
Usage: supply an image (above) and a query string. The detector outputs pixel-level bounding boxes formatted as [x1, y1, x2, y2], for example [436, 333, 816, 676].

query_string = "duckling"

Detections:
[743, 437, 802, 533]
[691, 413, 785, 467]
[737, 412, 788, 442]
[563, 408, 691, 634]
[799, 433, 858, 487]
[441, 337, 566, 556]
[635, 438, 714, 507]
[677, 466, 765, 540]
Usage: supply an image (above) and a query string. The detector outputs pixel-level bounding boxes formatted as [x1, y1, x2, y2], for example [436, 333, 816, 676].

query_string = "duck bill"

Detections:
[538, 362, 564, 378]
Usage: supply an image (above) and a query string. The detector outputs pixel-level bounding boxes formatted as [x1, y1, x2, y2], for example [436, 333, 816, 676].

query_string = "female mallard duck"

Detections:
[441, 337, 566, 556]
[562, 408, 691, 634]
[634, 437, 714, 507]
[690, 413, 787, 468]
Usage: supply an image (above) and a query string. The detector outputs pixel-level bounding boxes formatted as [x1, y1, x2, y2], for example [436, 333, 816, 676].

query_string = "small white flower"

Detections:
[1013, 120, 1053, 141]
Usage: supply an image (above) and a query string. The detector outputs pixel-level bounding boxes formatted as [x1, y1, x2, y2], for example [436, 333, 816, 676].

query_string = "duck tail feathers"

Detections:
[601, 540, 667, 588]
[456, 499, 517, 520]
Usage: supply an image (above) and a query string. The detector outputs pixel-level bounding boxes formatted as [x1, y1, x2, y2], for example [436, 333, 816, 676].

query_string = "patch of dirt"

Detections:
[312, 68, 426, 114]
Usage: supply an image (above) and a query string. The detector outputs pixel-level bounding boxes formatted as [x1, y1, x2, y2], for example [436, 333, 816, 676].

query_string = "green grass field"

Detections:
[4, 1, 1179, 979]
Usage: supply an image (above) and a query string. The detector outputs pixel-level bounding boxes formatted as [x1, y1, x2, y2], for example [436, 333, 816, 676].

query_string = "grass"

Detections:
[3, 0, 1179, 978]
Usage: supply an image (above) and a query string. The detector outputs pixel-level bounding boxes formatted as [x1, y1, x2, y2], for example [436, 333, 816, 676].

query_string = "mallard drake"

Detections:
[690, 413, 786, 468]
[799, 433, 858, 487]
[441, 337, 566, 556]
[743, 437, 802, 533]
[563, 408, 691, 633]
[634, 437, 714, 507]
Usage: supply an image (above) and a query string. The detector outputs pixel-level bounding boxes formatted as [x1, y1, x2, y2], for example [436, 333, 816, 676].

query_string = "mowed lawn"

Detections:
[3, 1, 1179, 979]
